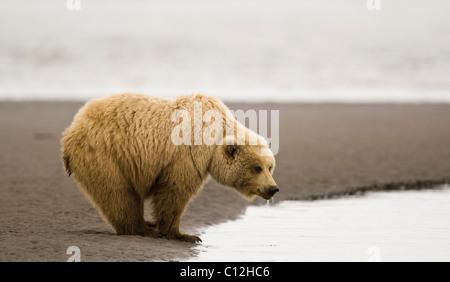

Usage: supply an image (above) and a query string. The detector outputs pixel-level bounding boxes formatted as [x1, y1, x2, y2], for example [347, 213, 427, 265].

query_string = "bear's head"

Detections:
[209, 136, 279, 201]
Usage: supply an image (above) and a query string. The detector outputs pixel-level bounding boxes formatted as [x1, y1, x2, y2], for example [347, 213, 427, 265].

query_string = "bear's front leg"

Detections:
[150, 188, 202, 243]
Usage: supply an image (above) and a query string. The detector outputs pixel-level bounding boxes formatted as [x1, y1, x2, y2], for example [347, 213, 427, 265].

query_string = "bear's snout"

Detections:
[259, 185, 279, 199]
[268, 185, 280, 197]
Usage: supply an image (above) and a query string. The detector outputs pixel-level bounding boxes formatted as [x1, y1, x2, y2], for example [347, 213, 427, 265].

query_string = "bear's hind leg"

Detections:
[83, 185, 157, 237]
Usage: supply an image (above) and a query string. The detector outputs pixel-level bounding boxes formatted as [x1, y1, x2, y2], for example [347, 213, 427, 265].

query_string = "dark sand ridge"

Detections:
[0, 101, 449, 261]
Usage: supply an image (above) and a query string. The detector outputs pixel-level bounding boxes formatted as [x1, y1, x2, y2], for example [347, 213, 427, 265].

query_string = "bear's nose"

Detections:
[269, 185, 280, 195]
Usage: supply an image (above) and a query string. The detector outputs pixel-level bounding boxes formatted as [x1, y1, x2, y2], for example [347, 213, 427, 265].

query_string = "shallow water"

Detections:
[188, 185, 450, 262]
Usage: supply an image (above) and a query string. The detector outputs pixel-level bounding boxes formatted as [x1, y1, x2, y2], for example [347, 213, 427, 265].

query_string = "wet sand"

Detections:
[0, 101, 449, 261]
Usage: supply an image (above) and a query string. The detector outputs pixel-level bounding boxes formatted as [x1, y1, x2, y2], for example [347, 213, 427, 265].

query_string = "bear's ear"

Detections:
[224, 136, 238, 159]
[224, 144, 238, 159]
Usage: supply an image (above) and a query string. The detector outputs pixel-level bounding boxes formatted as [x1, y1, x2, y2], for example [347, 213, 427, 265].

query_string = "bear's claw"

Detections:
[186, 235, 202, 243]
[157, 232, 202, 243]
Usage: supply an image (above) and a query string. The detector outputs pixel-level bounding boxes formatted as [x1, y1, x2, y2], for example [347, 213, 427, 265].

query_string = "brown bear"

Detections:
[61, 93, 278, 243]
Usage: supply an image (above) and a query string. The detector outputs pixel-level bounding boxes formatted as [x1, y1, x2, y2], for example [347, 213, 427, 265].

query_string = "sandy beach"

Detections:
[0, 101, 449, 261]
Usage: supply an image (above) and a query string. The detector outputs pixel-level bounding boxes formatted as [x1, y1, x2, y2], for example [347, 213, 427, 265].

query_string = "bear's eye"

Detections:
[268, 166, 273, 172]
[254, 166, 262, 173]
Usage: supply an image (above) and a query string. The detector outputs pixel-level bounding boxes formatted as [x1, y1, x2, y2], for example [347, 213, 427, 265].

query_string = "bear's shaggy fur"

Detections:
[62, 93, 278, 242]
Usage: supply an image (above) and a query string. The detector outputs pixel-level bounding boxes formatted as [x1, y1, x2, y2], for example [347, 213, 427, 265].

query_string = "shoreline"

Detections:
[293, 178, 450, 201]
[1, 101, 449, 261]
